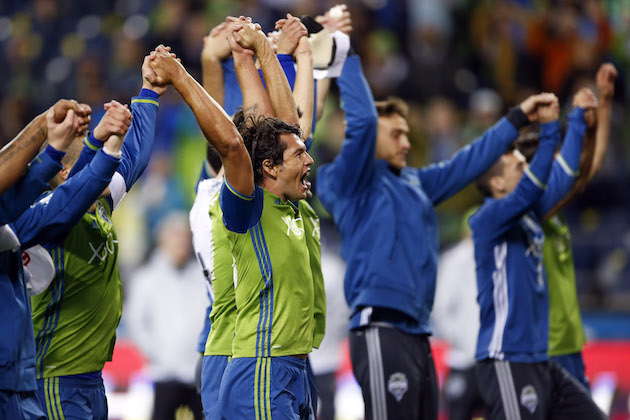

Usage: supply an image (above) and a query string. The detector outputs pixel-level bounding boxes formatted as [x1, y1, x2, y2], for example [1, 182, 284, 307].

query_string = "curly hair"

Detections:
[236, 114, 302, 185]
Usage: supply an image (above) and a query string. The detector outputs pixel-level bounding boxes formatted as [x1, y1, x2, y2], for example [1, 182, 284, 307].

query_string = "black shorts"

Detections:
[475, 359, 605, 420]
[350, 325, 438, 420]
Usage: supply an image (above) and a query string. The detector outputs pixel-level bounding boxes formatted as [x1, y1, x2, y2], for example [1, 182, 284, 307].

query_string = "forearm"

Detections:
[257, 43, 299, 125]
[68, 133, 101, 178]
[174, 69, 253, 195]
[233, 53, 273, 117]
[315, 78, 331, 122]
[590, 99, 612, 180]
[0, 113, 48, 195]
[294, 52, 314, 138]
[174, 72, 241, 155]
[202, 56, 225, 107]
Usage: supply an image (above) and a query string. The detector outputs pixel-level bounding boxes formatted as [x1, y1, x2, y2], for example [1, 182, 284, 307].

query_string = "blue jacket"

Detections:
[0, 148, 63, 392]
[316, 55, 525, 335]
[470, 110, 586, 363]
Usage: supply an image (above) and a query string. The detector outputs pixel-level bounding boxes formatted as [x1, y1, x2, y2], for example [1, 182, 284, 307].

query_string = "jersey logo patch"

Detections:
[96, 201, 112, 225]
[88, 232, 118, 264]
[281, 215, 304, 237]
[520, 385, 538, 414]
[387, 372, 408, 402]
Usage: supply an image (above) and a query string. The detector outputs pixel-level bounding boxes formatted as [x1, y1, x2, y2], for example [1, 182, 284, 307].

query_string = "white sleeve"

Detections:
[189, 179, 223, 301]
[109, 172, 128, 210]
[0, 224, 20, 252]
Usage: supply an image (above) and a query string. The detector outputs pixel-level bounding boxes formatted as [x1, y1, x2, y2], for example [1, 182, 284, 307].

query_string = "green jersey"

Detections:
[204, 191, 237, 356]
[32, 198, 122, 378]
[220, 181, 325, 358]
[543, 214, 586, 356]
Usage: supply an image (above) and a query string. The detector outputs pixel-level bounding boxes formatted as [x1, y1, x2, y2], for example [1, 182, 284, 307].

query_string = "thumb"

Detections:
[46, 109, 55, 125]
[61, 109, 76, 127]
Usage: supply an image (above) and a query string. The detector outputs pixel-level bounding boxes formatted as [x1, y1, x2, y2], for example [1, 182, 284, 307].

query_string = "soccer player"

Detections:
[542, 63, 617, 389]
[315, 46, 557, 417]
[148, 22, 323, 419]
[470, 92, 605, 419]
[0, 103, 86, 420]
[11, 48, 169, 419]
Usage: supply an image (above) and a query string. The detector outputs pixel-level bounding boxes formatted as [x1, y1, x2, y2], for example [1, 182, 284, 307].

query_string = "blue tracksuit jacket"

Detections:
[470, 109, 586, 363]
[0, 147, 63, 392]
[316, 55, 528, 335]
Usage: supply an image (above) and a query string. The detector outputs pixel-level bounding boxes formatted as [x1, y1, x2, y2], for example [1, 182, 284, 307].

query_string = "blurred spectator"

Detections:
[431, 209, 484, 420]
[125, 212, 207, 420]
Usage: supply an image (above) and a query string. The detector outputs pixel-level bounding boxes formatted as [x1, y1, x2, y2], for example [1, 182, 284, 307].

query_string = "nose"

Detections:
[400, 134, 411, 151]
[305, 151, 314, 166]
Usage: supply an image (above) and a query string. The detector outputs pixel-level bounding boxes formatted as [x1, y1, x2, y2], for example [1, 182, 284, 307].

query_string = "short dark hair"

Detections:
[375, 97, 409, 119]
[476, 146, 514, 197]
[237, 114, 302, 185]
[40, 135, 83, 167]
[206, 143, 222, 174]
[515, 124, 541, 163]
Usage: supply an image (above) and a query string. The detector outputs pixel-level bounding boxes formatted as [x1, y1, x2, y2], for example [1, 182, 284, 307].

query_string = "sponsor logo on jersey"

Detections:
[281, 215, 304, 238]
[88, 232, 118, 264]
[520, 384, 538, 414]
[96, 201, 112, 225]
[388, 372, 408, 402]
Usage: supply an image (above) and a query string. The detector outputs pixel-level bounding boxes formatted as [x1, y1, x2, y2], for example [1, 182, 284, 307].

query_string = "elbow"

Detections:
[218, 135, 247, 158]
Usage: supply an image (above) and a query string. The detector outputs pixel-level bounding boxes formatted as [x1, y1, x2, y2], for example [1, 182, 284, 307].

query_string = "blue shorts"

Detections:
[219, 356, 312, 420]
[551, 352, 590, 391]
[201, 355, 230, 420]
[305, 357, 318, 416]
[36, 373, 107, 420]
[0, 390, 46, 420]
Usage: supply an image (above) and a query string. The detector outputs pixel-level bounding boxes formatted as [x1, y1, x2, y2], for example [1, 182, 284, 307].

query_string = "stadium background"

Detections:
[1, 0, 629, 419]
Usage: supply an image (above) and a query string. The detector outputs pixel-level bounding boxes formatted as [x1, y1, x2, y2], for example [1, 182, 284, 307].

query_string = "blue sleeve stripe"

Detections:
[131, 98, 159, 107]
[556, 154, 579, 177]
[524, 167, 547, 190]
[224, 176, 254, 201]
[83, 136, 101, 151]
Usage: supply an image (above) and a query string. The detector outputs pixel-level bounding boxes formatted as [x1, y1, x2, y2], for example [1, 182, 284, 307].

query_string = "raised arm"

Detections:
[293, 37, 314, 138]
[13, 116, 125, 248]
[0, 100, 90, 196]
[275, 14, 313, 135]
[543, 64, 617, 219]
[149, 48, 254, 197]
[202, 20, 234, 107]
[418, 93, 558, 205]
[316, 54, 378, 202]
[472, 102, 561, 237]
[0, 108, 83, 225]
[227, 22, 274, 118]
[589, 63, 617, 180]
[234, 23, 299, 126]
[537, 88, 596, 219]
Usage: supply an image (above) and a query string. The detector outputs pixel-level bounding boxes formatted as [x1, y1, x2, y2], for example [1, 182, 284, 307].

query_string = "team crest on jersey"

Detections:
[520, 385, 538, 414]
[387, 372, 408, 402]
[405, 173, 420, 187]
[281, 215, 304, 237]
[96, 201, 112, 225]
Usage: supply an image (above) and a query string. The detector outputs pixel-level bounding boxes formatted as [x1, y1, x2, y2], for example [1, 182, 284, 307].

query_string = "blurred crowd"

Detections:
[1, 0, 629, 309]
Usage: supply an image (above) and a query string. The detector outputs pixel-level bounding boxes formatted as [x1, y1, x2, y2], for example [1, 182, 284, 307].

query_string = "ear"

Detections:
[261, 159, 278, 180]
[58, 166, 70, 182]
[489, 175, 505, 196]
